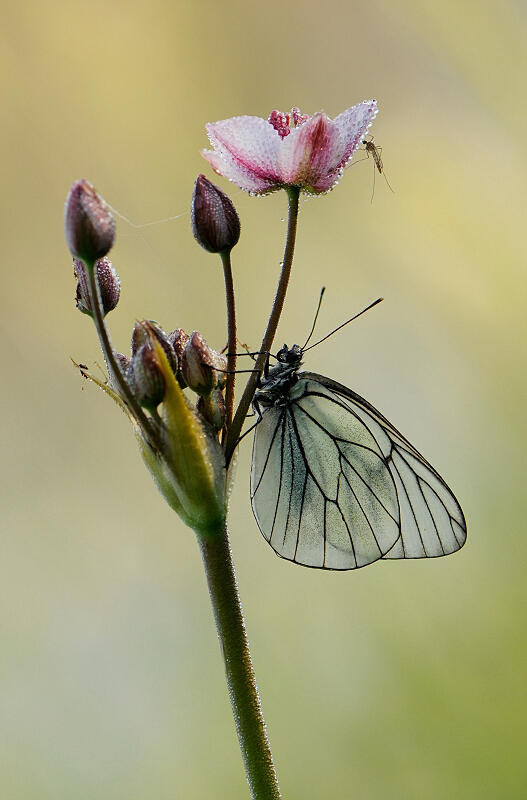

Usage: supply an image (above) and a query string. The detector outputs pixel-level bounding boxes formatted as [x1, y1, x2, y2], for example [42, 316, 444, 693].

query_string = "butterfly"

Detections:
[250, 307, 466, 570]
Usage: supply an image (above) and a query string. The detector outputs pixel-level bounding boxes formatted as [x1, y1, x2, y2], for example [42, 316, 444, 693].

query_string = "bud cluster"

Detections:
[109, 321, 227, 430]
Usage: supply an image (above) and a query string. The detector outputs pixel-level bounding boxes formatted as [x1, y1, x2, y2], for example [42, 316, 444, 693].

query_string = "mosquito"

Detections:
[362, 134, 394, 202]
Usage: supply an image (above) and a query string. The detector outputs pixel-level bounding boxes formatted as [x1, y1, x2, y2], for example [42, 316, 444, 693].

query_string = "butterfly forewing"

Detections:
[251, 362, 467, 570]
[251, 377, 402, 568]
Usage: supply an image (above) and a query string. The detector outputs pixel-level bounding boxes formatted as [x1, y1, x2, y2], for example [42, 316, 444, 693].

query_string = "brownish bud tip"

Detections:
[167, 328, 190, 388]
[131, 321, 178, 376]
[167, 328, 189, 359]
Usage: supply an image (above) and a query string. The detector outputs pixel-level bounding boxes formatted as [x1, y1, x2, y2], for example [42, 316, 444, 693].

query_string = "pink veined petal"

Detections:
[277, 102, 378, 193]
[305, 164, 346, 194]
[201, 148, 280, 194]
[306, 101, 378, 192]
[206, 116, 282, 183]
[278, 113, 336, 186]
[332, 100, 378, 169]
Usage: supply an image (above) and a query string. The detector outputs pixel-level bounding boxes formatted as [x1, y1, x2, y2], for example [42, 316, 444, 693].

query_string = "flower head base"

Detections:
[80, 319, 227, 536]
[202, 100, 377, 195]
[138, 330, 227, 535]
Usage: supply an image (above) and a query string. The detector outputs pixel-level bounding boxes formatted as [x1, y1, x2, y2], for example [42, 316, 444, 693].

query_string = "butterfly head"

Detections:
[275, 343, 303, 368]
[253, 344, 303, 412]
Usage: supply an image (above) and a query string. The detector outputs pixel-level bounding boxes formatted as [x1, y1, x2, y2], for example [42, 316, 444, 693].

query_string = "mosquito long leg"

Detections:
[362, 135, 394, 201]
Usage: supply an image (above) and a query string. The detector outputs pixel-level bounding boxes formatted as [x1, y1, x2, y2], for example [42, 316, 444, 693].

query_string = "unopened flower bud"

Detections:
[213, 351, 228, 390]
[64, 179, 116, 263]
[107, 352, 131, 393]
[131, 321, 178, 375]
[167, 328, 190, 388]
[74, 257, 120, 317]
[180, 331, 227, 396]
[197, 386, 226, 432]
[191, 174, 240, 253]
[127, 343, 165, 410]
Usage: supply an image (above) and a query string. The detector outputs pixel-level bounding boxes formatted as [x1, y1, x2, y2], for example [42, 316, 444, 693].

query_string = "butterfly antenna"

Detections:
[302, 287, 326, 349]
[304, 297, 383, 352]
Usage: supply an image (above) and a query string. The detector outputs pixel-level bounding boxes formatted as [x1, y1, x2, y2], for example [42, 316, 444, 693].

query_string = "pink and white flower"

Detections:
[201, 101, 377, 195]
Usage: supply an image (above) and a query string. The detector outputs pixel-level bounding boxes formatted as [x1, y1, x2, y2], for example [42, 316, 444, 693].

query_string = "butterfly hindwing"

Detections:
[303, 373, 467, 561]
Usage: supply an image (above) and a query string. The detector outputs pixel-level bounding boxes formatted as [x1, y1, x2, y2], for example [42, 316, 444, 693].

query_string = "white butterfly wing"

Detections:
[251, 374, 466, 569]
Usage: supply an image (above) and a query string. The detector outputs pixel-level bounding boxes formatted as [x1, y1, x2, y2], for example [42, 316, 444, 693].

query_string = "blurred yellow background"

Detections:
[2, 0, 526, 797]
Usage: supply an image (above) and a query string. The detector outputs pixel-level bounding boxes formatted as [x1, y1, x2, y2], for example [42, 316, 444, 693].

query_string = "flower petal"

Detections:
[278, 113, 331, 184]
[305, 100, 378, 193]
[332, 100, 378, 169]
[201, 148, 279, 194]
[205, 116, 283, 192]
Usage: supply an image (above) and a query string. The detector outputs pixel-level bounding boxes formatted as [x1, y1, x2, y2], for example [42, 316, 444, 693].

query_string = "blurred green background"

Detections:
[2, 0, 526, 797]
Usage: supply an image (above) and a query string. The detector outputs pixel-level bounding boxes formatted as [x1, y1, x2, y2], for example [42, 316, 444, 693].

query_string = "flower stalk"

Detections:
[220, 247, 237, 437]
[84, 257, 156, 438]
[225, 185, 300, 464]
[199, 522, 281, 799]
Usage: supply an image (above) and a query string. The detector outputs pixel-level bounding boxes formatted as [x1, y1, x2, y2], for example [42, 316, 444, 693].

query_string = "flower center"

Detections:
[268, 107, 309, 139]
